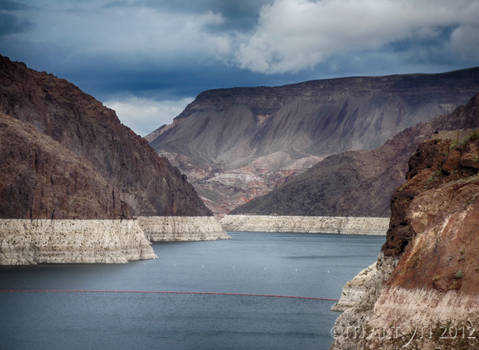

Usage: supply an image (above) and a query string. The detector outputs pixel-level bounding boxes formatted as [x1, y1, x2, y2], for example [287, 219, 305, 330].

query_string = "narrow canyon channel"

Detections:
[0, 232, 384, 350]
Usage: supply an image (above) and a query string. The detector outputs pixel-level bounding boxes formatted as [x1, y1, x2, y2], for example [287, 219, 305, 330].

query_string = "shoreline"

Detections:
[0, 219, 157, 265]
[0, 216, 230, 266]
[137, 216, 230, 241]
[220, 215, 389, 236]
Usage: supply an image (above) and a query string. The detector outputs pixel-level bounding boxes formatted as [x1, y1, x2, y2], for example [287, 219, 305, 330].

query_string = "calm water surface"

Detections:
[0, 232, 384, 350]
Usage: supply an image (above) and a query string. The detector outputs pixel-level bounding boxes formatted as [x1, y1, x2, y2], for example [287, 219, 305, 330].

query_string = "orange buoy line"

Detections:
[0, 289, 338, 302]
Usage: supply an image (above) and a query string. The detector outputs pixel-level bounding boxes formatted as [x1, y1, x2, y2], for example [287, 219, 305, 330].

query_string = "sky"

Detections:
[1, 0, 479, 135]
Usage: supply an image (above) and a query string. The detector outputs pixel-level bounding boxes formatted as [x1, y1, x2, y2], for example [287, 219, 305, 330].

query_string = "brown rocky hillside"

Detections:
[364, 130, 479, 349]
[0, 55, 210, 218]
[331, 98, 479, 350]
[0, 113, 129, 219]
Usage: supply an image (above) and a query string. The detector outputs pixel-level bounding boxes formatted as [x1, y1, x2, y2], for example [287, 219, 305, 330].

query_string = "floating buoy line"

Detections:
[0, 289, 338, 302]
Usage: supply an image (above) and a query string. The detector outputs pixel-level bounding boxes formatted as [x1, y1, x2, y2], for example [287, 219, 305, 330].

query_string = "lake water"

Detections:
[0, 232, 384, 350]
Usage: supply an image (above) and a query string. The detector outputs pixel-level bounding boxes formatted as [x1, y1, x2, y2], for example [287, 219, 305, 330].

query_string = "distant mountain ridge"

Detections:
[232, 93, 479, 217]
[149, 67, 479, 214]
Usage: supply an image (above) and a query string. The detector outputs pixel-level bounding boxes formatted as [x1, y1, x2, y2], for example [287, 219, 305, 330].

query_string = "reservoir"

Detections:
[0, 232, 384, 350]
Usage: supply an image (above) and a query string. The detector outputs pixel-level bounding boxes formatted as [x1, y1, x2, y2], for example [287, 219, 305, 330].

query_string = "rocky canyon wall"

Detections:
[330, 107, 479, 350]
[0, 55, 211, 218]
[0, 55, 224, 265]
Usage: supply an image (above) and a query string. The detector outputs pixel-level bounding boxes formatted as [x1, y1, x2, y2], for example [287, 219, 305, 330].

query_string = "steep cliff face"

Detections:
[0, 55, 210, 217]
[331, 116, 479, 348]
[0, 55, 225, 264]
[0, 111, 158, 264]
[149, 68, 479, 214]
[382, 131, 479, 292]
[0, 113, 129, 219]
[235, 93, 479, 217]
[366, 133, 479, 349]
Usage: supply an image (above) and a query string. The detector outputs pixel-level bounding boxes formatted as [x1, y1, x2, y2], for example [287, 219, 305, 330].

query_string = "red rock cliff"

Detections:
[331, 94, 479, 349]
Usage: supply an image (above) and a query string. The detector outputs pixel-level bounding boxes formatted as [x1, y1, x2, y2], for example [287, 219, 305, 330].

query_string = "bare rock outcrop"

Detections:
[330, 254, 398, 349]
[0, 219, 156, 265]
[220, 215, 389, 235]
[330, 98, 479, 349]
[138, 216, 230, 241]
[0, 113, 128, 219]
[0, 54, 210, 217]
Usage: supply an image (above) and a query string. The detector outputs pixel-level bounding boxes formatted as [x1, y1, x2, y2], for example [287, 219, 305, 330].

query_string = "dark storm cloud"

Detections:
[0, 0, 32, 36]
[0, 13, 31, 36]
[0, 0, 29, 10]
[59, 58, 286, 101]
[3, 0, 478, 85]
[103, 0, 272, 31]
[0, 0, 478, 135]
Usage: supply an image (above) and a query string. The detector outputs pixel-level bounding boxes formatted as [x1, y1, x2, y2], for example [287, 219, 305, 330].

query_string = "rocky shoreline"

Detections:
[0, 219, 157, 265]
[0, 217, 232, 265]
[330, 254, 399, 349]
[220, 215, 389, 235]
[138, 216, 230, 241]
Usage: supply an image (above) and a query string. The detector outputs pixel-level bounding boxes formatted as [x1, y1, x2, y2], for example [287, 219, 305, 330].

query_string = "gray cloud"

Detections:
[4, 0, 478, 78]
[236, 0, 479, 73]
[4, 0, 234, 68]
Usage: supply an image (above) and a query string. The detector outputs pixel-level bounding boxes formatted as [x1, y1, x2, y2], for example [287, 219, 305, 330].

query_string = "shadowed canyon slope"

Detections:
[149, 68, 479, 214]
[233, 93, 479, 217]
[0, 55, 210, 218]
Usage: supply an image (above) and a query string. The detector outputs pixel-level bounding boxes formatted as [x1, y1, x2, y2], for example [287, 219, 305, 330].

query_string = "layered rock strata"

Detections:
[137, 216, 230, 241]
[0, 219, 156, 265]
[150, 68, 479, 214]
[331, 124, 479, 349]
[220, 215, 389, 235]
[234, 93, 479, 218]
